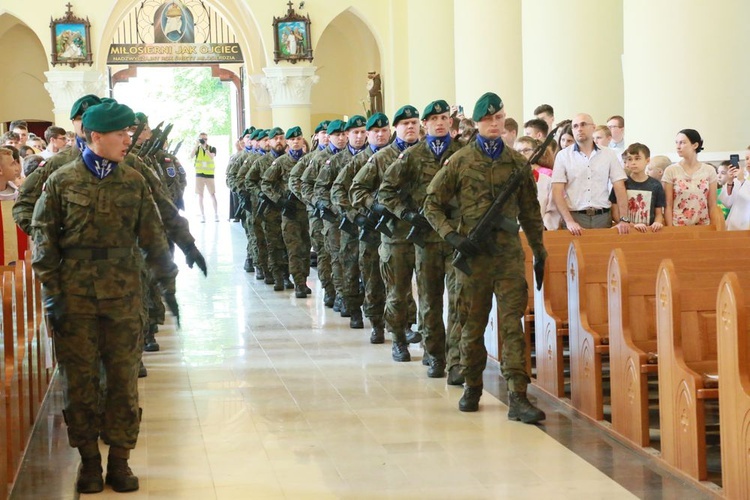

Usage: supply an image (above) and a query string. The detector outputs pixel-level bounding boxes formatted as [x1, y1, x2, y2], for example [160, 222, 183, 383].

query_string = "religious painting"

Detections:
[272, 2, 313, 64]
[154, 1, 195, 43]
[50, 4, 93, 68]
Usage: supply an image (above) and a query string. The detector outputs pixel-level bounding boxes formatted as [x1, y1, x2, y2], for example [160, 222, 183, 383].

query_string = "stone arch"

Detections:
[310, 7, 381, 124]
[0, 13, 53, 122]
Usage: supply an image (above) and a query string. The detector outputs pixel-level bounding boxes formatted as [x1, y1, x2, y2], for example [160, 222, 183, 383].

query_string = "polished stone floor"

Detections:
[10, 216, 710, 499]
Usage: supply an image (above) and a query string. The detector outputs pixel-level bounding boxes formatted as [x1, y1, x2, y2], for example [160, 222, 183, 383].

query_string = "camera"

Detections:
[199, 138, 206, 144]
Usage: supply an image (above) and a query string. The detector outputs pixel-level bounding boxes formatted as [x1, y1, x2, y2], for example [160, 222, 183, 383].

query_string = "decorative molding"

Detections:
[261, 66, 318, 108]
[44, 70, 107, 117]
[248, 73, 271, 110]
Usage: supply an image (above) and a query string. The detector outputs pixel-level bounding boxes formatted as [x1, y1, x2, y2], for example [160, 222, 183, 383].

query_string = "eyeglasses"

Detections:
[517, 148, 534, 155]
[608, 125, 623, 129]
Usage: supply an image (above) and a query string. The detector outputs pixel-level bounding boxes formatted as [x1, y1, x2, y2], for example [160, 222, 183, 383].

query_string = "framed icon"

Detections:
[50, 4, 93, 68]
[272, 2, 313, 64]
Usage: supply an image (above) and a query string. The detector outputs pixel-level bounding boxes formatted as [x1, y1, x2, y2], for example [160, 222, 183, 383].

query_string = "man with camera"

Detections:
[190, 132, 218, 222]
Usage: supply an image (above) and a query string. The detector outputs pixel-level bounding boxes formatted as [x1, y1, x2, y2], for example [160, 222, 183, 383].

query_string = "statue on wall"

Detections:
[367, 71, 383, 115]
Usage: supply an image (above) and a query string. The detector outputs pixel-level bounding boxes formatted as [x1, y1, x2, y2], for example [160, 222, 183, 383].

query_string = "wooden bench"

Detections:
[655, 259, 742, 482]
[716, 272, 750, 499]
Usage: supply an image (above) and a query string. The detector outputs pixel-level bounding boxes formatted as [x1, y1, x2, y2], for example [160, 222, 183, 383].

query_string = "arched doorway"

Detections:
[310, 9, 381, 124]
[0, 14, 53, 134]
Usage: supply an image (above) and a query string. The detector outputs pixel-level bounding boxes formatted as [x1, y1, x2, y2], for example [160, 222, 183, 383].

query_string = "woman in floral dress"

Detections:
[661, 129, 717, 226]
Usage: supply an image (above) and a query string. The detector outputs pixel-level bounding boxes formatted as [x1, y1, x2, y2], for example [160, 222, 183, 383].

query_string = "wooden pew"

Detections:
[567, 232, 750, 421]
[716, 272, 750, 499]
[2, 268, 21, 494]
[655, 259, 737, 482]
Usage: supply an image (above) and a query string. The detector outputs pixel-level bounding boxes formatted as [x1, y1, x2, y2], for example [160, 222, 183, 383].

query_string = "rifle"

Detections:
[256, 193, 276, 218]
[405, 208, 430, 248]
[137, 122, 163, 158]
[451, 127, 558, 276]
[338, 215, 358, 237]
[317, 203, 338, 224]
[147, 123, 172, 158]
[170, 140, 184, 156]
[125, 121, 146, 157]
[280, 192, 298, 217]
[233, 193, 247, 219]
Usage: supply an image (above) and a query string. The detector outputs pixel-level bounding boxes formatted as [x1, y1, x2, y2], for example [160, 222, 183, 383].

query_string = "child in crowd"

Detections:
[0, 148, 20, 200]
[610, 143, 665, 232]
[593, 125, 612, 149]
[716, 161, 731, 219]
[646, 155, 670, 181]
[515, 136, 560, 230]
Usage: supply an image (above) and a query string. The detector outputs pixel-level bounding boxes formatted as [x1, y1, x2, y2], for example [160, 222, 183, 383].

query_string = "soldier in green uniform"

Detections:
[289, 121, 334, 305]
[231, 129, 263, 276]
[350, 106, 423, 362]
[379, 100, 463, 379]
[302, 120, 348, 309]
[332, 113, 391, 342]
[227, 127, 255, 224]
[424, 92, 547, 421]
[261, 126, 312, 298]
[31, 102, 179, 493]
[313, 116, 367, 325]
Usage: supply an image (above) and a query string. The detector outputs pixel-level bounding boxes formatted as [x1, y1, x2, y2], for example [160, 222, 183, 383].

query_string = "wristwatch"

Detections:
[619, 216, 631, 223]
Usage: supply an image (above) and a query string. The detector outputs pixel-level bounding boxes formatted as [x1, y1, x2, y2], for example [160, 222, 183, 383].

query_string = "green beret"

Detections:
[344, 115, 367, 131]
[100, 97, 118, 105]
[392, 105, 419, 125]
[255, 129, 269, 140]
[268, 127, 285, 138]
[315, 120, 331, 134]
[326, 120, 346, 135]
[242, 126, 255, 138]
[422, 100, 450, 120]
[82, 102, 136, 133]
[69, 94, 102, 120]
[472, 92, 504, 122]
[285, 126, 302, 139]
[134, 112, 149, 127]
[249, 129, 260, 140]
[366, 113, 389, 130]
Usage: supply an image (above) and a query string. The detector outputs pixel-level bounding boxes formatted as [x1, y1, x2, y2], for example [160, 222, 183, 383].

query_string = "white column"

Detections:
[44, 70, 108, 125]
[261, 66, 319, 137]
[454, 0, 523, 120]
[247, 73, 272, 129]
[623, 0, 750, 153]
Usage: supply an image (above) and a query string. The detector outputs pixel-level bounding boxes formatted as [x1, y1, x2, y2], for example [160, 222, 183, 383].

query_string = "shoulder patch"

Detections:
[164, 157, 172, 163]
[166, 166, 176, 177]
[178, 165, 186, 174]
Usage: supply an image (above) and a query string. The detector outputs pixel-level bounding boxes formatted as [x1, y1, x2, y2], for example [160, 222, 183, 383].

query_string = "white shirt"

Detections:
[718, 180, 750, 230]
[0, 181, 18, 201]
[551, 143, 626, 211]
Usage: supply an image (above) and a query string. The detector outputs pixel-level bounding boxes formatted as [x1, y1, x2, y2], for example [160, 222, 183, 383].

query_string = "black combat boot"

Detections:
[427, 357, 446, 378]
[294, 284, 307, 298]
[459, 385, 483, 412]
[106, 447, 139, 492]
[255, 267, 265, 280]
[340, 298, 350, 317]
[138, 360, 147, 378]
[422, 351, 430, 366]
[243, 257, 254, 272]
[369, 317, 385, 344]
[391, 341, 411, 362]
[310, 251, 318, 268]
[304, 285, 312, 294]
[447, 365, 465, 386]
[143, 324, 159, 352]
[76, 443, 103, 494]
[273, 274, 285, 291]
[264, 272, 276, 285]
[324, 285, 335, 308]
[284, 275, 294, 289]
[404, 328, 422, 344]
[507, 391, 546, 424]
[349, 307, 364, 329]
[333, 294, 343, 312]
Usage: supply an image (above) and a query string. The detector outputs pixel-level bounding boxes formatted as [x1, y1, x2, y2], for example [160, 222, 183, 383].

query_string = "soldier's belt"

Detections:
[62, 247, 133, 261]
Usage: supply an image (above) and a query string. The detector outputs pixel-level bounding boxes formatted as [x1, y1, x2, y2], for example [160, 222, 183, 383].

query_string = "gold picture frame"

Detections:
[50, 3, 93, 68]
[272, 2, 313, 64]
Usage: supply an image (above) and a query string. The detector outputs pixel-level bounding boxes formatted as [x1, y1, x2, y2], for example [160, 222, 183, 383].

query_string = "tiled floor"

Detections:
[11, 218, 710, 499]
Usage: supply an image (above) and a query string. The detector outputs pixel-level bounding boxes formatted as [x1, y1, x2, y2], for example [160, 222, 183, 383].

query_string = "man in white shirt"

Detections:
[41, 126, 68, 159]
[607, 115, 626, 152]
[551, 113, 630, 235]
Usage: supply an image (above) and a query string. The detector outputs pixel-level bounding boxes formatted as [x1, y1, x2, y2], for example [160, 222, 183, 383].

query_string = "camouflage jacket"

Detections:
[300, 148, 335, 205]
[313, 146, 362, 212]
[424, 140, 545, 256]
[244, 151, 278, 194]
[226, 150, 252, 191]
[31, 159, 178, 297]
[261, 152, 302, 206]
[233, 152, 262, 193]
[331, 145, 377, 220]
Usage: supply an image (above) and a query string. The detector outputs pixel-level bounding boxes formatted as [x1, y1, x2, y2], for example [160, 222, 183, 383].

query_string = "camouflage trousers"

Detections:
[322, 220, 343, 294]
[262, 207, 288, 278]
[242, 208, 257, 263]
[379, 241, 417, 342]
[359, 238, 384, 319]
[340, 229, 362, 309]
[309, 213, 332, 290]
[455, 253, 529, 390]
[54, 293, 145, 450]
[415, 241, 457, 363]
[282, 209, 311, 285]
[250, 195, 269, 274]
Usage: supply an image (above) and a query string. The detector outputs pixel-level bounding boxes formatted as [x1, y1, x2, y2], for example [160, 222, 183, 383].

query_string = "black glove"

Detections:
[185, 243, 208, 277]
[163, 292, 181, 329]
[175, 197, 185, 211]
[402, 210, 431, 229]
[533, 251, 547, 291]
[445, 231, 480, 257]
[370, 201, 389, 217]
[315, 200, 328, 212]
[354, 213, 374, 229]
[43, 292, 65, 333]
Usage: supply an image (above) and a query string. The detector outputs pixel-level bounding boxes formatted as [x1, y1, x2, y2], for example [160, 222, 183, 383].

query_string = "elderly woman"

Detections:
[662, 129, 717, 226]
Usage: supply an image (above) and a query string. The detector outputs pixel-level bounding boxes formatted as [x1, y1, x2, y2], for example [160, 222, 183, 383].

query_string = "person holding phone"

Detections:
[190, 132, 218, 222]
[717, 153, 750, 230]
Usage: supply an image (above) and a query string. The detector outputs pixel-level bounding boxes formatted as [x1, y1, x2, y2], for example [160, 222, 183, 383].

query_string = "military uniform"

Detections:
[227, 129, 260, 272]
[238, 131, 270, 279]
[261, 126, 311, 297]
[379, 100, 463, 377]
[424, 92, 547, 420]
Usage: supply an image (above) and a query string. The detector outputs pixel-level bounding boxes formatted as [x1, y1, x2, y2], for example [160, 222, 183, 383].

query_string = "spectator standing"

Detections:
[607, 115, 626, 153]
[610, 143, 665, 232]
[523, 118, 548, 141]
[533, 104, 555, 129]
[190, 132, 218, 222]
[717, 157, 750, 230]
[41, 126, 68, 159]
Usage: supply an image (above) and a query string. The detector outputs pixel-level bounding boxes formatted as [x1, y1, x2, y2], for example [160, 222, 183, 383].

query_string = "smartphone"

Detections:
[458, 105, 464, 114]
[730, 153, 740, 168]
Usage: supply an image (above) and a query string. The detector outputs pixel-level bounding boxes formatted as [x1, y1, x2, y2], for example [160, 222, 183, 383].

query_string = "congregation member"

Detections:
[607, 115, 626, 152]
[609, 143, 666, 232]
[533, 104, 555, 129]
[717, 154, 750, 230]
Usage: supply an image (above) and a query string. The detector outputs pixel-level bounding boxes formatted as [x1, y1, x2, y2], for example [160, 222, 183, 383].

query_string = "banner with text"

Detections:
[107, 43, 242, 64]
